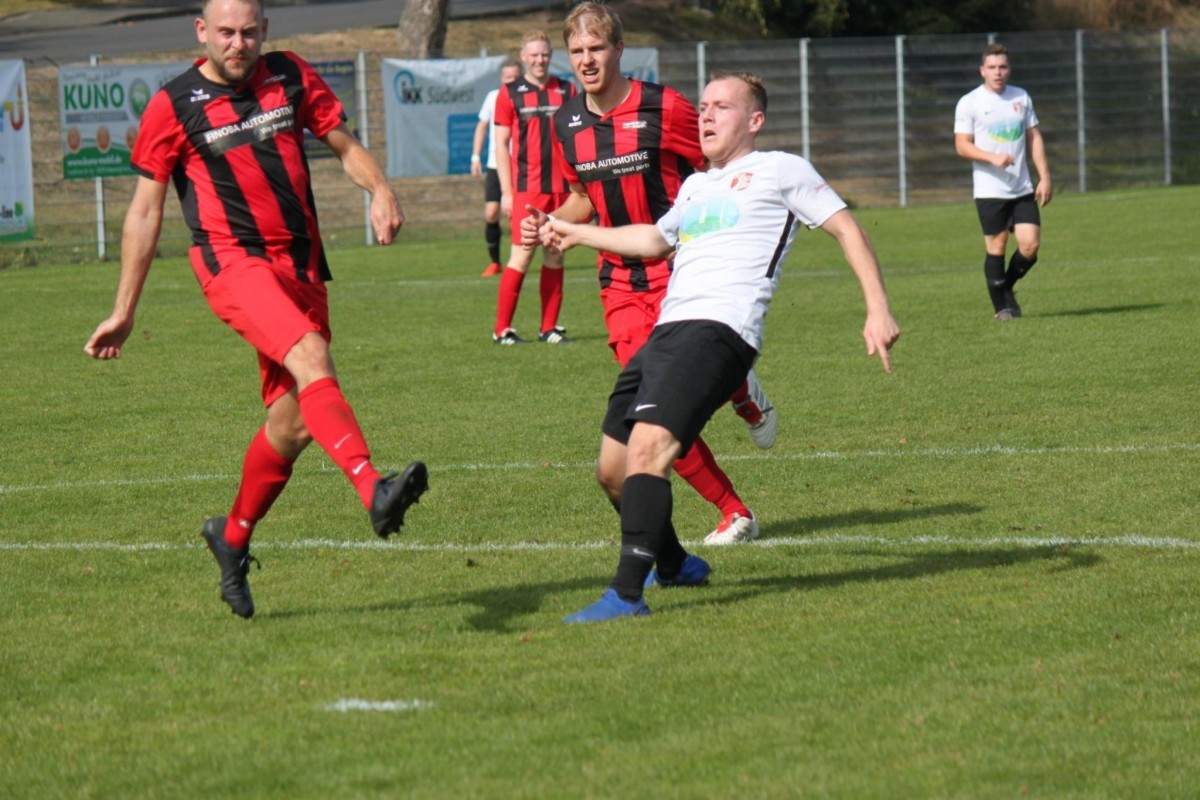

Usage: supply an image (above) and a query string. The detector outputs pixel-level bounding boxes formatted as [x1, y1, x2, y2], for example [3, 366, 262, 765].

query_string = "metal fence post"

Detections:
[1075, 29, 1087, 193]
[1161, 28, 1172, 186]
[895, 35, 907, 207]
[695, 40, 707, 98]
[800, 38, 810, 161]
[89, 54, 107, 260]
[357, 49, 372, 245]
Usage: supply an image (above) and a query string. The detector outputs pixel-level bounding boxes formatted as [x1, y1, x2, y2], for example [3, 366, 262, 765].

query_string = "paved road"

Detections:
[0, 0, 559, 63]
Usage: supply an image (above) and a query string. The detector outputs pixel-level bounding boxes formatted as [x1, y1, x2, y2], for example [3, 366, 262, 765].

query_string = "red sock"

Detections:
[672, 436, 747, 518]
[539, 266, 564, 334]
[495, 268, 525, 336]
[297, 377, 380, 508]
[729, 378, 749, 406]
[226, 426, 294, 548]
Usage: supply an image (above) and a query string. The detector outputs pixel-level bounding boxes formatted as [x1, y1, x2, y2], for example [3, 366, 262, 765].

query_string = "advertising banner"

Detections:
[382, 55, 508, 178]
[0, 59, 34, 241]
[382, 49, 659, 178]
[58, 61, 190, 180]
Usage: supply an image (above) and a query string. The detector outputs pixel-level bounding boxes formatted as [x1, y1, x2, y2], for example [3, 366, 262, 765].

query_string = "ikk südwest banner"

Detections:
[0, 60, 34, 241]
[381, 49, 658, 178]
[382, 55, 507, 178]
[58, 62, 190, 180]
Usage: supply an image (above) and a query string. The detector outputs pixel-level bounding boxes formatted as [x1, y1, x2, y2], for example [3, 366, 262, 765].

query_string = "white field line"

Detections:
[2, 442, 1197, 496]
[324, 699, 434, 713]
[1, 533, 1198, 554]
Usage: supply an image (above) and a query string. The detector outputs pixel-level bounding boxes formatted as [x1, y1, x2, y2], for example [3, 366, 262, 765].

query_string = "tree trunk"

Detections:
[396, 0, 451, 58]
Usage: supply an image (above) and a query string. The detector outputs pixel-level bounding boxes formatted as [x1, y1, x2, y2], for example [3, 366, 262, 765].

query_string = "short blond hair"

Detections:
[563, 1, 623, 47]
[522, 29, 551, 48]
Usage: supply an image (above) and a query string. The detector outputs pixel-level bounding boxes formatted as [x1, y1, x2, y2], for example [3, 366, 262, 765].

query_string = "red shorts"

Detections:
[200, 258, 331, 407]
[601, 285, 667, 367]
[511, 190, 571, 242]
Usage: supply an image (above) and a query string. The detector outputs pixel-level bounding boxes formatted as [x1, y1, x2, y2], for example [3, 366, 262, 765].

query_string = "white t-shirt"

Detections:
[655, 150, 847, 352]
[477, 87, 501, 170]
[954, 83, 1040, 199]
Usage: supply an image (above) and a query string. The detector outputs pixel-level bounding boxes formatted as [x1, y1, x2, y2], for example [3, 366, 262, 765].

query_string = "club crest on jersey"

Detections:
[730, 172, 753, 191]
[1013, 101, 1024, 113]
[622, 120, 647, 130]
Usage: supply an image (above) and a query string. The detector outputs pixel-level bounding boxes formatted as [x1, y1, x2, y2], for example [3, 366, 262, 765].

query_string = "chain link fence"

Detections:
[6, 28, 1200, 265]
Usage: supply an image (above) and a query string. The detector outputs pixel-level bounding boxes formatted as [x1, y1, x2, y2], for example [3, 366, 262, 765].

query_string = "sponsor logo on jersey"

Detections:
[190, 87, 211, 103]
[573, 149, 652, 180]
[679, 197, 740, 243]
[519, 104, 561, 118]
[202, 104, 296, 155]
[568, 114, 583, 128]
[263, 74, 286, 85]
[622, 119, 647, 130]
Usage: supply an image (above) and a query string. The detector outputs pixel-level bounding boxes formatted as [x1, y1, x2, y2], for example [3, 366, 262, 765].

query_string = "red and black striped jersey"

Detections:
[493, 75, 576, 193]
[132, 51, 345, 284]
[552, 80, 705, 293]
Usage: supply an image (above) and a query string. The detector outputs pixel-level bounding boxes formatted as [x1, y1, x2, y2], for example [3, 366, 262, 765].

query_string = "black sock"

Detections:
[984, 254, 1007, 311]
[654, 522, 686, 581]
[1006, 251, 1037, 288]
[486, 222, 501, 263]
[611, 474, 673, 601]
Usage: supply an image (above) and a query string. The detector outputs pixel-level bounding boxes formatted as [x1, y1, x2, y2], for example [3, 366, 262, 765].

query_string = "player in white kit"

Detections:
[533, 71, 901, 622]
[954, 43, 1052, 320]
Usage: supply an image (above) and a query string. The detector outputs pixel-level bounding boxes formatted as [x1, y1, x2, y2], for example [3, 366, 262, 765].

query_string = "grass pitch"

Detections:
[1, 186, 1198, 798]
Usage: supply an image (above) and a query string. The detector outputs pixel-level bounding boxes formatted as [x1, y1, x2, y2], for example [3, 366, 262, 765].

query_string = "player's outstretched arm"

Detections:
[85, 176, 168, 360]
[520, 184, 594, 250]
[536, 211, 671, 259]
[323, 123, 404, 244]
[820, 209, 901, 373]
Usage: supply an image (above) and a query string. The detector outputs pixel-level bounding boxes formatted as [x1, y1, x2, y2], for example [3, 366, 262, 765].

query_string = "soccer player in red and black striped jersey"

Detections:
[83, 0, 428, 619]
[532, 1, 775, 546]
[491, 30, 578, 344]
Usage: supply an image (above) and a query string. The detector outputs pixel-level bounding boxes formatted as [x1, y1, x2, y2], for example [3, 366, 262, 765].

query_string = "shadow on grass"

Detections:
[1038, 303, 1163, 318]
[758, 502, 982, 539]
[670, 545, 1103, 616]
[445, 543, 1100, 631]
[268, 574, 607, 631]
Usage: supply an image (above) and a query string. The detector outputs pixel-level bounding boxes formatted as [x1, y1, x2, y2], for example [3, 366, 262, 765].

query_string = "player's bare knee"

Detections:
[596, 461, 623, 501]
[284, 333, 335, 387]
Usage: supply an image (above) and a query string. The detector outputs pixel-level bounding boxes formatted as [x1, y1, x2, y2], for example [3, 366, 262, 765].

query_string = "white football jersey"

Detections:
[655, 150, 846, 352]
[954, 83, 1040, 198]
[477, 88, 501, 170]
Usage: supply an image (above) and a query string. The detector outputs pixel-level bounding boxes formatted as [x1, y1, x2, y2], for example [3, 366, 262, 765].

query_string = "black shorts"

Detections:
[484, 168, 501, 203]
[975, 194, 1040, 236]
[601, 320, 757, 456]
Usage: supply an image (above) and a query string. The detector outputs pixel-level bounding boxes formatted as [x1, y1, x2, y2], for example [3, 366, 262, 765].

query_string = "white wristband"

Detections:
[470, 154, 481, 161]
